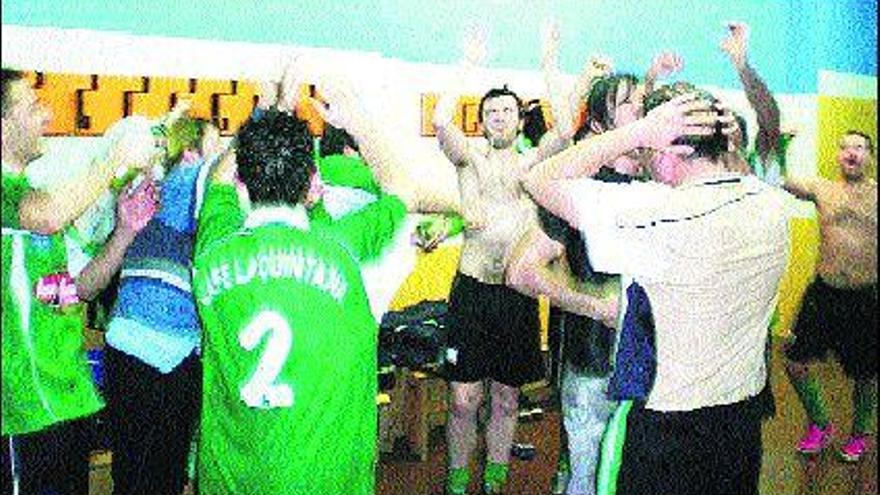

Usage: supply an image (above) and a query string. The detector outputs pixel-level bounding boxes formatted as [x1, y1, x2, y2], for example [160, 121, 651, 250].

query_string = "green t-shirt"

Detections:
[308, 154, 382, 226]
[193, 184, 405, 495]
[1, 172, 103, 435]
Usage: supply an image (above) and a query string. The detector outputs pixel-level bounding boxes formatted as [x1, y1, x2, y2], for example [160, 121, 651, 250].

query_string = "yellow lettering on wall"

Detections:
[27, 72, 94, 136]
[171, 78, 233, 131]
[214, 80, 258, 135]
[77, 75, 145, 135]
[420, 93, 554, 137]
[126, 77, 192, 120]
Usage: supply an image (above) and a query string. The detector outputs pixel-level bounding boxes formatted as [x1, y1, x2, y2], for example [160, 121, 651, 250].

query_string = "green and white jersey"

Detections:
[193, 184, 405, 495]
[2, 172, 103, 436]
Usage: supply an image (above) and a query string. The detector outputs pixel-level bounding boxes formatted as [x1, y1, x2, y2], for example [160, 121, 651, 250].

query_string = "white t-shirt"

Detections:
[562, 174, 798, 411]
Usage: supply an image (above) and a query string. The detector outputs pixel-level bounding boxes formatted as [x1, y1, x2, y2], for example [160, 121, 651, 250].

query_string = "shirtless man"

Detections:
[784, 130, 878, 462]
[434, 30, 571, 495]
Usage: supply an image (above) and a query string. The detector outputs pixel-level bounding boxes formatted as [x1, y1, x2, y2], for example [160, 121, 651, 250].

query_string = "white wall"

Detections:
[6, 24, 820, 215]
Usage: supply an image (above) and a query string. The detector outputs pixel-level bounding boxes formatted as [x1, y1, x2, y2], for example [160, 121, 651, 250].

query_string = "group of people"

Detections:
[1, 19, 875, 495]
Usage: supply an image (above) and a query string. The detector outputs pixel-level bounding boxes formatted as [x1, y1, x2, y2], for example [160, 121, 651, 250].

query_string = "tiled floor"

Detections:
[87, 341, 876, 494]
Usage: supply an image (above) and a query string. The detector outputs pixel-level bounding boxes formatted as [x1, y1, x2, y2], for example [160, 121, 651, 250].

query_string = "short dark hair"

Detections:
[644, 82, 729, 161]
[320, 124, 359, 157]
[844, 130, 874, 154]
[235, 109, 315, 206]
[522, 99, 548, 146]
[1, 68, 26, 117]
[537, 206, 590, 284]
[584, 74, 640, 132]
[478, 85, 523, 123]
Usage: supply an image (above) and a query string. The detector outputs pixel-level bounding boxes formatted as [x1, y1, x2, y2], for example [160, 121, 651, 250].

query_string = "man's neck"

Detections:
[842, 174, 868, 187]
[678, 158, 728, 186]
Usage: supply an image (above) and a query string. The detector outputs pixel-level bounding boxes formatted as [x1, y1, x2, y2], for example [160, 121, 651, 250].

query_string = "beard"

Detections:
[487, 132, 516, 150]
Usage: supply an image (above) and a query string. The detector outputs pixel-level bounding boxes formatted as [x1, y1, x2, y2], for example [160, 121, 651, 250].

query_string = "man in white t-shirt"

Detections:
[523, 83, 796, 495]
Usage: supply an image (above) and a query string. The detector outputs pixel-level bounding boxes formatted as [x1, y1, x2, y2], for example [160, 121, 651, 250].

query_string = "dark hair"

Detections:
[844, 130, 874, 154]
[478, 85, 523, 123]
[1, 68, 26, 117]
[644, 82, 729, 161]
[522, 99, 548, 146]
[320, 124, 359, 157]
[585, 74, 639, 132]
[235, 109, 315, 206]
[734, 113, 748, 151]
[537, 206, 589, 284]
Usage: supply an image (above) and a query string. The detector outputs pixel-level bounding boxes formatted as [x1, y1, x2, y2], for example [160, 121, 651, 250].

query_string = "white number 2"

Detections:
[239, 310, 294, 409]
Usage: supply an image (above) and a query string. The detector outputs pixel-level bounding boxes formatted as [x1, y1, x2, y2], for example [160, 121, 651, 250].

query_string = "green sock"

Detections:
[483, 461, 508, 492]
[447, 467, 470, 495]
[853, 378, 877, 435]
[556, 451, 570, 474]
[791, 373, 830, 427]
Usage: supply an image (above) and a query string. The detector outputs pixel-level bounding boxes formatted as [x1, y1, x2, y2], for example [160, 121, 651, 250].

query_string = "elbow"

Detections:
[19, 210, 66, 235]
[505, 259, 537, 295]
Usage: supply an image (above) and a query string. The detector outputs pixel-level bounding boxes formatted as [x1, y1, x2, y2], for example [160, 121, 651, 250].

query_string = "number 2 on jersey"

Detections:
[239, 310, 294, 409]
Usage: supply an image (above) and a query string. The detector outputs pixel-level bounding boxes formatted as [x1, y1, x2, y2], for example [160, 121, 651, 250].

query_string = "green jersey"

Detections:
[193, 184, 405, 495]
[1, 172, 103, 435]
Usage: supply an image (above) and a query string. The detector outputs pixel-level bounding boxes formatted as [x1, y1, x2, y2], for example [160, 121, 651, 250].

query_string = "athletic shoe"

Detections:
[550, 469, 570, 495]
[839, 435, 869, 462]
[797, 423, 835, 454]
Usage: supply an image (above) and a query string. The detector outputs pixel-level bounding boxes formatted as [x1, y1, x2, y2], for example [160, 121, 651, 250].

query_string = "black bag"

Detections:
[379, 300, 449, 370]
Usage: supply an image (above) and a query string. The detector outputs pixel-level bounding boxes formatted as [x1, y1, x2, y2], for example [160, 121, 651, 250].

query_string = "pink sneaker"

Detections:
[797, 423, 835, 454]
[839, 435, 870, 462]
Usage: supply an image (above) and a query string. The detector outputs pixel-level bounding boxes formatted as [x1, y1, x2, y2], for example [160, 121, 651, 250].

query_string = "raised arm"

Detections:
[506, 226, 618, 328]
[312, 75, 459, 213]
[643, 51, 684, 98]
[570, 55, 614, 124]
[721, 21, 781, 161]
[782, 175, 821, 202]
[19, 125, 161, 235]
[75, 177, 158, 301]
[195, 147, 245, 257]
[433, 28, 488, 168]
[535, 18, 574, 160]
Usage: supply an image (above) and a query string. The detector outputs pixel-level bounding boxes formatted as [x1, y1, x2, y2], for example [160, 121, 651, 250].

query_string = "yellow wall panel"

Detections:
[78, 75, 145, 135]
[774, 218, 821, 336]
[388, 245, 461, 311]
[127, 77, 191, 120]
[817, 96, 877, 180]
[29, 72, 94, 136]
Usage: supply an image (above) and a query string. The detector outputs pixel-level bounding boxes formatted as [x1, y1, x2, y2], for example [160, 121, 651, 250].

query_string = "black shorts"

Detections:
[617, 396, 763, 495]
[786, 278, 877, 378]
[445, 273, 543, 388]
[2, 416, 93, 495]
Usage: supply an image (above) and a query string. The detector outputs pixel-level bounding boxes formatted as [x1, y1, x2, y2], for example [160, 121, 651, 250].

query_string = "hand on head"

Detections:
[641, 92, 736, 150]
